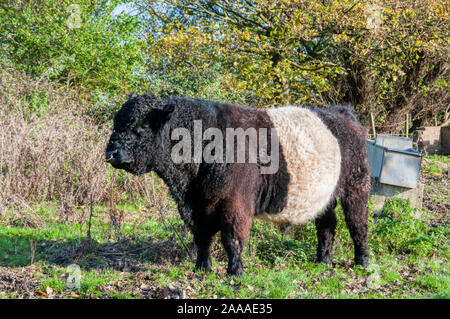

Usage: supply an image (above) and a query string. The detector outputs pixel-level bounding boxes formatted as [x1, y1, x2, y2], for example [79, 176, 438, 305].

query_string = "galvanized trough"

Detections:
[366, 135, 423, 189]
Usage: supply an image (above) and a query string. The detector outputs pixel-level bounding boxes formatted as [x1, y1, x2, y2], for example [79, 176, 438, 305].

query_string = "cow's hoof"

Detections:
[227, 266, 243, 276]
[355, 255, 369, 267]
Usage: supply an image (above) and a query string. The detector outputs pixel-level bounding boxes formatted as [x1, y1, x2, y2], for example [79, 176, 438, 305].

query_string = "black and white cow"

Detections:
[105, 94, 370, 275]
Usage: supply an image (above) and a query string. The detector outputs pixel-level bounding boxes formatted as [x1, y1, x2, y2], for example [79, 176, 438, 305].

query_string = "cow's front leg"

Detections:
[194, 232, 213, 272]
[219, 199, 253, 276]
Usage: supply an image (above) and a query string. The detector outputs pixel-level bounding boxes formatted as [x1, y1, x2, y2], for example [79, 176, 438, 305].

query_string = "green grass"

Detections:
[421, 155, 449, 212]
[0, 156, 448, 299]
[422, 155, 449, 177]
[0, 206, 447, 299]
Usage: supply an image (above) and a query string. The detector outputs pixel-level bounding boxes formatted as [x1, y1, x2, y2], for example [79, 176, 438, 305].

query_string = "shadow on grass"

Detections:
[0, 234, 192, 272]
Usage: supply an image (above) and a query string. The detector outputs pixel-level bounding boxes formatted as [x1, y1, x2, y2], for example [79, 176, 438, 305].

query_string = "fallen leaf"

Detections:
[38, 290, 46, 296]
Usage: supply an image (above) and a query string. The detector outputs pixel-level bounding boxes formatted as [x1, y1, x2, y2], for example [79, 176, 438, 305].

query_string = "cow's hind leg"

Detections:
[340, 187, 370, 266]
[315, 199, 337, 264]
[221, 231, 246, 276]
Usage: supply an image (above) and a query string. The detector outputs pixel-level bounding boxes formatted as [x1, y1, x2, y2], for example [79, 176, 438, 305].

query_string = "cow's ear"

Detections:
[144, 103, 175, 131]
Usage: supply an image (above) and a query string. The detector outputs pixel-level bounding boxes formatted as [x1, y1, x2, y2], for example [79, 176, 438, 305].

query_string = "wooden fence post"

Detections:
[370, 112, 376, 139]
[405, 113, 409, 138]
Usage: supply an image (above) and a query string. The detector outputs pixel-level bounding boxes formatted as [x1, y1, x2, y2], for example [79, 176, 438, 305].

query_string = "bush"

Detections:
[0, 64, 168, 223]
[0, 0, 146, 96]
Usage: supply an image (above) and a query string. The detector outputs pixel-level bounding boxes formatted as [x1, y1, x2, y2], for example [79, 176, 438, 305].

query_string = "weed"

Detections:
[370, 198, 448, 256]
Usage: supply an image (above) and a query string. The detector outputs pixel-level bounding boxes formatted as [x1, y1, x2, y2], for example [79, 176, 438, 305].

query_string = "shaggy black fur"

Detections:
[311, 106, 370, 266]
[106, 95, 370, 275]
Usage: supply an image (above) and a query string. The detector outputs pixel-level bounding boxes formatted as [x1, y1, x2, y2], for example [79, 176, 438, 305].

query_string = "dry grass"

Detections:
[0, 64, 168, 224]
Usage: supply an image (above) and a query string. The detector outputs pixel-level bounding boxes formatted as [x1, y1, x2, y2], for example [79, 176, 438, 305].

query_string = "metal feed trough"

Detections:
[366, 134, 423, 189]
